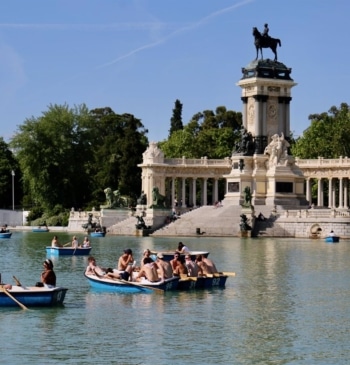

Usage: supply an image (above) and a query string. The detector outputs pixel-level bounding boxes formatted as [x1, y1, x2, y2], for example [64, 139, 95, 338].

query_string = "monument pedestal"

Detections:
[265, 159, 306, 206]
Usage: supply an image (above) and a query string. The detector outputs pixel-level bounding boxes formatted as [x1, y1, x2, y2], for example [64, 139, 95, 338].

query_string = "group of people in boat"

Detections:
[85, 241, 219, 283]
[51, 235, 91, 248]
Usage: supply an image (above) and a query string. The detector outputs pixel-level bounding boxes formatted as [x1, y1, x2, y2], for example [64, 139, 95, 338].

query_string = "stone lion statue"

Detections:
[104, 187, 114, 208]
[151, 187, 166, 208]
[113, 190, 129, 208]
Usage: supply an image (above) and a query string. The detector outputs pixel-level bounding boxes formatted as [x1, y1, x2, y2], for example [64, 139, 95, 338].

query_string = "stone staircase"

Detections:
[151, 204, 244, 237]
[105, 204, 286, 237]
[108, 216, 141, 235]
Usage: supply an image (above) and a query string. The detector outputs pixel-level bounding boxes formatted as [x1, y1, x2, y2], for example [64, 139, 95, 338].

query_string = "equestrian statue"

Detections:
[253, 23, 281, 62]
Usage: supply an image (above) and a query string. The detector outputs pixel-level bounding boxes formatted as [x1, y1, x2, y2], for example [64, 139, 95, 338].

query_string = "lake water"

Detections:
[1, 232, 350, 365]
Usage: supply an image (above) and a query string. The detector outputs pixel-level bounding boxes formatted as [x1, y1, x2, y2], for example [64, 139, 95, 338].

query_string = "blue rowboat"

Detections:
[90, 232, 106, 237]
[32, 227, 49, 232]
[325, 236, 340, 243]
[0, 232, 12, 239]
[177, 274, 228, 290]
[0, 286, 68, 307]
[85, 274, 179, 293]
[46, 246, 92, 256]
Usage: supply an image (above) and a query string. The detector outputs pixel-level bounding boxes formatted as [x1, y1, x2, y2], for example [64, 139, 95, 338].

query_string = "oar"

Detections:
[13, 275, 22, 286]
[219, 272, 236, 277]
[0, 286, 28, 310]
[120, 279, 164, 294]
[180, 274, 197, 281]
[180, 277, 197, 282]
[63, 242, 71, 247]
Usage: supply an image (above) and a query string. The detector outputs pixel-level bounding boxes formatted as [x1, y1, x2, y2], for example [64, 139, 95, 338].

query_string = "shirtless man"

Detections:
[156, 253, 173, 280]
[98, 249, 134, 281]
[51, 235, 62, 247]
[136, 257, 159, 282]
[195, 254, 210, 276]
[202, 256, 218, 274]
[85, 256, 105, 276]
[185, 255, 200, 277]
[117, 249, 134, 270]
[170, 252, 180, 272]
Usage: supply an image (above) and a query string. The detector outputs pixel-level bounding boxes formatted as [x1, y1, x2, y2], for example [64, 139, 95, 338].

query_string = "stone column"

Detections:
[328, 178, 333, 208]
[339, 177, 344, 208]
[182, 177, 187, 208]
[171, 178, 176, 207]
[213, 178, 219, 204]
[344, 179, 349, 209]
[192, 178, 197, 207]
[306, 178, 311, 204]
[241, 97, 248, 129]
[202, 178, 208, 206]
[284, 98, 292, 139]
[317, 178, 323, 207]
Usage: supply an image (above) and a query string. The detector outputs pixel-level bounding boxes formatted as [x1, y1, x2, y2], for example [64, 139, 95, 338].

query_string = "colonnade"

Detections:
[140, 143, 350, 210]
[165, 176, 222, 208]
[305, 177, 349, 209]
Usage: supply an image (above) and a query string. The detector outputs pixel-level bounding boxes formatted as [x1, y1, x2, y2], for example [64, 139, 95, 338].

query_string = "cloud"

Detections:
[96, 0, 254, 69]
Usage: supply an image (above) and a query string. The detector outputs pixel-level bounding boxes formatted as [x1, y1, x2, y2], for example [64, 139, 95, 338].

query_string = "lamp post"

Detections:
[11, 170, 15, 210]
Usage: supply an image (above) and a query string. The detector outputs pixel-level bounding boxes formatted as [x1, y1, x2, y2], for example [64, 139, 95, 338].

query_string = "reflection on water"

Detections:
[1, 234, 350, 364]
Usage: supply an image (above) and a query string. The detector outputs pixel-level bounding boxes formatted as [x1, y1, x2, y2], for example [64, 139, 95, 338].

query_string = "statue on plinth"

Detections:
[150, 187, 167, 208]
[253, 24, 281, 62]
[233, 127, 255, 156]
[239, 214, 252, 232]
[135, 215, 151, 230]
[137, 190, 147, 205]
[102, 187, 129, 208]
[264, 133, 290, 167]
[242, 186, 252, 208]
[82, 213, 103, 232]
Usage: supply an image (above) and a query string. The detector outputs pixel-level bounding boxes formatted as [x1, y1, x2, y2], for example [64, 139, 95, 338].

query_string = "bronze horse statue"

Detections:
[253, 27, 281, 62]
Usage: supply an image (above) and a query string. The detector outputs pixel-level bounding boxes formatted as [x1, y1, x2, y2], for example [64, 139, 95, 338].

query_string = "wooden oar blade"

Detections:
[120, 279, 164, 294]
[0, 286, 28, 310]
[220, 272, 236, 277]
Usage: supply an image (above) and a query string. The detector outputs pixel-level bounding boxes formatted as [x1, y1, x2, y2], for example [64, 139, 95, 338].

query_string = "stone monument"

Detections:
[225, 24, 306, 207]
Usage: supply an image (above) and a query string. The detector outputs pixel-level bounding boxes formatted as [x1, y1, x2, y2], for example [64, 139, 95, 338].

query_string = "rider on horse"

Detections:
[262, 23, 269, 38]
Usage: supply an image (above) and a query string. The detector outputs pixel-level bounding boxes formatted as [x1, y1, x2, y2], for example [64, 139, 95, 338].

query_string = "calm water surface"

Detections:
[1, 232, 350, 364]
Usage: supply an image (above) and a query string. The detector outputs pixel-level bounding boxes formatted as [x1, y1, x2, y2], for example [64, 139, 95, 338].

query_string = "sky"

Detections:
[0, 0, 349, 143]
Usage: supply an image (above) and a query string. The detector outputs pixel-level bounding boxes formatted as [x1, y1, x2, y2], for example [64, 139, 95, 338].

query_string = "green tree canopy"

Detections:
[0, 137, 21, 209]
[160, 106, 242, 158]
[11, 105, 149, 210]
[89, 108, 149, 201]
[292, 103, 350, 158]
[10, 104, 93, 210]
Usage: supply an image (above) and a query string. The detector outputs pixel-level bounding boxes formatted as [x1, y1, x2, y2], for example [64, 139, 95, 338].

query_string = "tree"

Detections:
[10, 103, 93, 210]
[160, 106, 242, 159]
[169, 99, 183, 137]
[0, 138, 22, 209]
[89, 108, 148, 201]
[292, 103, 350, 158]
